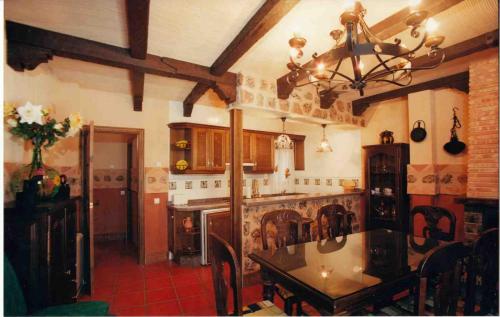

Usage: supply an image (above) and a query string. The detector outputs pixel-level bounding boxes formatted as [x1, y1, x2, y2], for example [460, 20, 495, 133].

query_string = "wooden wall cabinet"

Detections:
[169, 123, 305, 175]
[363, 143, 409, 232]
[191, 128, 227, 173]
[5, 198, 79, 313]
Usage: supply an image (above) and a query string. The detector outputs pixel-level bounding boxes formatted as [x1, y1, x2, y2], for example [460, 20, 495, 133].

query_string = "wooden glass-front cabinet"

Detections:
[363, 143, 409, 232]
[191, 128, 227, 173]
[243, 132, 275, 174]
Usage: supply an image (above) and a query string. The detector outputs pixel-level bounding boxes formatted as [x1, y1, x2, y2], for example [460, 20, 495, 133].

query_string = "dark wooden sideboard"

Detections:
[4, 198, 79, 313]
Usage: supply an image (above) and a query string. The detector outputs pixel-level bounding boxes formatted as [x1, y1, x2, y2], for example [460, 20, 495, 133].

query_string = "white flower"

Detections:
[17, 102, 43, 125]
[7, 118, 18, 127]
[54, 123, 63, 131]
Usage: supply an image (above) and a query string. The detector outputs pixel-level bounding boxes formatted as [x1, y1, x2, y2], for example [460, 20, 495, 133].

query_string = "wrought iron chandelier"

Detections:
[286, 0, 446, 107]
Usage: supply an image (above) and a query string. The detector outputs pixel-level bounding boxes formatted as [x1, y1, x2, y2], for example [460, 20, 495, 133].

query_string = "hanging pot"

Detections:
[443, 107, 466, 155]
[410, 120, 427, 142]
[444, 135, 466, 155]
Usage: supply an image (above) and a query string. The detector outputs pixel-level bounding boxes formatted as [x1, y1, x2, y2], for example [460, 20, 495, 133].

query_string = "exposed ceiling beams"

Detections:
[183, 0, 300, 117]
[352, 29, 499, 115]
[6, 21, 237, 103]
[126, 0, 150, 111]
[276, 0, 465, 99]
[353, 72, 469, 115]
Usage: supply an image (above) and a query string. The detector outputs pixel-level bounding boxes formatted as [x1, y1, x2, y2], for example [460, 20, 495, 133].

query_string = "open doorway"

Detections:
[81, 125, 144, 295]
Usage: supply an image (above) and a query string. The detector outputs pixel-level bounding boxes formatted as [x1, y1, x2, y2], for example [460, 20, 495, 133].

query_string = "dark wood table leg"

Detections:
[261, 268, 275, 302]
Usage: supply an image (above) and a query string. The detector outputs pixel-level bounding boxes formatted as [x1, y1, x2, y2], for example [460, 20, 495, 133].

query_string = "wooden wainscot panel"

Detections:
[144, 192, 168, 264]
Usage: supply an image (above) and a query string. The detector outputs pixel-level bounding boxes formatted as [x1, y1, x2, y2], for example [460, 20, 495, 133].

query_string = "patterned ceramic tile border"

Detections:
[145, 167, 169, 193]
[407, 164, 467, 195]
[4, 162, 81, 202]
[94, 169, 127, 189]
[242, 194, 362, 275]
[235, 73, 365, 127]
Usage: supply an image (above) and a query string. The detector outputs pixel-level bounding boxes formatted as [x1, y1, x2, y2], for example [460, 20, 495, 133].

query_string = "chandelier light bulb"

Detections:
[408, 0, 421, 8]
[425, 18, 439, 34]
[316, 62, 325, 72]
[342, 0, 355, 11]
[358, 60, 365, 70]
[289, 47, 300, 58]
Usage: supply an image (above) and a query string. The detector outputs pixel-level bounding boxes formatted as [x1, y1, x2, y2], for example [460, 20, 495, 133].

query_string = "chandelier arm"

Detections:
[361, 32, 428, 81]
[326, 69, 357, 84]
[329, 58, 344, 82]
[365, 52, 445, 82]
[358, 14, 383, 44]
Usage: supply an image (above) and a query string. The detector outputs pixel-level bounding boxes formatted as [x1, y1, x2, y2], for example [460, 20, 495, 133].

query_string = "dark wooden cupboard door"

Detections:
[211, 129, 227, 172]
[253, 133, 275, 173]
[206, 211, 232, 264]
[242, 132, 254, 164]
[192, 128, 210, 171]
[363, 144, 409, 232]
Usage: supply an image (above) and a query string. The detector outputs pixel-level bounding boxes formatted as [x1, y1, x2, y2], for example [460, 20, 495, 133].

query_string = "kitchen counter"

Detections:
[168, 190, 364, 211]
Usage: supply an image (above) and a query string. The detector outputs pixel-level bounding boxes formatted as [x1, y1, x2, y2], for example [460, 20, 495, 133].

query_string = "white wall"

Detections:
[94, 142, 128, 169]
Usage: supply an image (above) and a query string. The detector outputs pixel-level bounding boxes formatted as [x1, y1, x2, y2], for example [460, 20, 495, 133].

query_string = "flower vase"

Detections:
[10, 140, 61, 201]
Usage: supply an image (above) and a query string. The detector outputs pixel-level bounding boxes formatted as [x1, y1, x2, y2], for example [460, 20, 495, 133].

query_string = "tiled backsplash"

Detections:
[168, 172, 359, 202]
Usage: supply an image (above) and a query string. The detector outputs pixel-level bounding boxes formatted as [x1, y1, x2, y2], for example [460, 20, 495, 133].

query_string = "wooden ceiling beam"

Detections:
[352, 72, 469, 115]
[352, 29, 499, 115]
[6, 21, 237, 93]
[182, 0, 299, 117]
[126, 0, 150, 112]
[277, 0, 464, 99]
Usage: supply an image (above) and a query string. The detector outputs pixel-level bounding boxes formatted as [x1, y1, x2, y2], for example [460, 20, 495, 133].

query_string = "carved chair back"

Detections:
[410, 206, 456, 241]
[209, 233, 242, 316]
[316, 204, 354, 240]
[261, 209, 303, 250]
[416, 241, 469, 316]
[464, 228, 499, 315]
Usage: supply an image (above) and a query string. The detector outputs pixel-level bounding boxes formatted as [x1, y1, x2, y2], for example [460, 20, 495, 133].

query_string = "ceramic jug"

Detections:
[182, 216, 193, 232]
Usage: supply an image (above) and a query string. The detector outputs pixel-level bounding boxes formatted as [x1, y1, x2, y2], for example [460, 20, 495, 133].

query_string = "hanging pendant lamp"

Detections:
[275, 117, 294, 150]
[317, 124, 333, 152]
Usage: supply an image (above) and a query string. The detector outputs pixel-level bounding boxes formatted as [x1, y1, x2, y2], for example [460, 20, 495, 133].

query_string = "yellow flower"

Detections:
[42, 105, 54, 116]
[4, 103, 15, 117]
[69, 113, 83, 129]
[53, 175, 61, 186]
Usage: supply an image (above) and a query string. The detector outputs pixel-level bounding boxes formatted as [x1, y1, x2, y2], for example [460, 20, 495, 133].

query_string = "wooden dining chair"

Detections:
[209, 233, 285, 316]
[410, 206, 456, 241]
[316, 204, 354, 240]
[464, 228, 499, 316]
[378, 241, 469, 316]
[261, 209, 303, 315]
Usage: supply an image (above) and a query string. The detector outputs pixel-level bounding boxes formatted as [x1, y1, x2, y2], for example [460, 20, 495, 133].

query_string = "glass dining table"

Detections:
[248, 228, 450, 315]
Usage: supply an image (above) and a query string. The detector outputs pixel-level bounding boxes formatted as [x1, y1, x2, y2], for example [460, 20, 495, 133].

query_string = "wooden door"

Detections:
[242, 132, 254, 164]
[253, 133, 275, 173]
[191, 128, 210, 171]
[211, 129, 227, 172]
[81, 121, 94, 295]
[206, 211, 232, 264]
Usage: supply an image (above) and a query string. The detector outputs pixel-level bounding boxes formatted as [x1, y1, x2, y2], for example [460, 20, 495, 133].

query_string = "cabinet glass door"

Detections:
[369, 152, 397, 221]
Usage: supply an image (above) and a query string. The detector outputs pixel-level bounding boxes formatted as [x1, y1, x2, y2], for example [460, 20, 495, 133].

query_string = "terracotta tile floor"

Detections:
[80, 241, 319, 316]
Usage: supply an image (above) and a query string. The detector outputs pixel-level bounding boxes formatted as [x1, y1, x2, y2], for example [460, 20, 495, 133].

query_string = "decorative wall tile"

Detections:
[94, 169, 127, 189]
[294, 178, 300, 185]
[200, 180, 208, 189]
[407, 164, 438, 195]
[169, 181, 177, 191]
[314, 178, 321, 185]
[145, 167, 169, 193]
[214, 180, 222, 188]
[185, 181, 192, 190]
[326, 179, 333, 186]
[407, 164, 466, 195]
[304, 178, 309, 185]
[263, 178, 269, 186]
